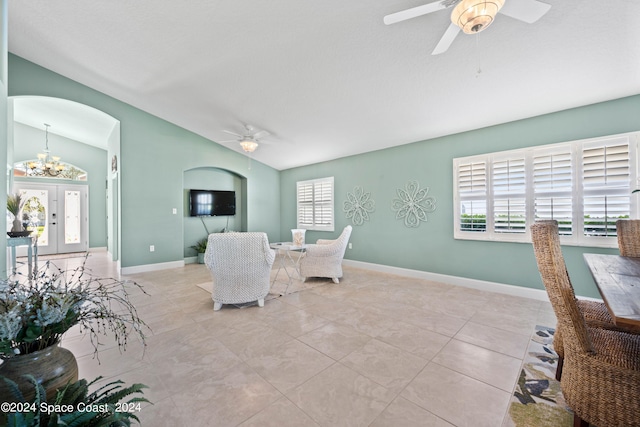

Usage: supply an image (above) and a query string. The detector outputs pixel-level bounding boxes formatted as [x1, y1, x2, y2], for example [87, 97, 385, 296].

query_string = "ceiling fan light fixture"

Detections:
[451, 0, 505, 34]
[240, 139, 258, 153]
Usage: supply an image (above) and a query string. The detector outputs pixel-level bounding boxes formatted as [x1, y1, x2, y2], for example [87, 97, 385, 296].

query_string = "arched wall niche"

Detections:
[183, 166, 248, 261]
[8, 96, 121, 261]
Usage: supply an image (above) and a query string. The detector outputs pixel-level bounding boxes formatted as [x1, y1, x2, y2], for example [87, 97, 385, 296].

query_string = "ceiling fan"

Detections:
[384, 0, 551, 55]
[218, 124, 271, 153]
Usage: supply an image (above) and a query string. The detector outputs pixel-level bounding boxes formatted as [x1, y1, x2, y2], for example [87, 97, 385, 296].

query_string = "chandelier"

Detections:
[451, 0, 505, 34]
[26, 123, 65, 177]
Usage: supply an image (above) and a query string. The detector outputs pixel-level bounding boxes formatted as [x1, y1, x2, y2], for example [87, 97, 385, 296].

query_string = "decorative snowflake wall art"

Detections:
[343, 186, 375, 226]
[391, 181, 437, 228]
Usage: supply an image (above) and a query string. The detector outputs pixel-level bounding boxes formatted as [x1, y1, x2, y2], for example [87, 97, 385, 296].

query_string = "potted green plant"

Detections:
[0, 256, 149, 402]
[191, 237, 208, 264]
[1, 374, 149, 426]
[6, 193, 25, 232]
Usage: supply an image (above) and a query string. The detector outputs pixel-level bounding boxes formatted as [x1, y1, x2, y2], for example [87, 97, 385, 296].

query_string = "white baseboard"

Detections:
[121, 260, 185, 275]
[343, 259, 553, 302]
[116, 256, 601, 303]
[343, 259, 604, 303]
[89, 246, 107, 253]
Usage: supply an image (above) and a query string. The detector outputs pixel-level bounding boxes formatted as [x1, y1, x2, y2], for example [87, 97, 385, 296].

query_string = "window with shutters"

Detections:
[493, 156, 526, 234]
[296, 177, 334, 231]
[453, 132, 639, 247]
[582, 139, 631, 239]
[533, 148, 573, 235]
[458, 162, 487, 233]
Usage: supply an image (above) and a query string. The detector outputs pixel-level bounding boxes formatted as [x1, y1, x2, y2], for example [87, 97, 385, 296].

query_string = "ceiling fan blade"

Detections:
[223, 130, 243, 138]
[252, 130, 270, 140]
[383, 1, 449, 25]
[217, 139, 239, 143]
[499, 0, 551, 24]
[432, 23, 460, 55]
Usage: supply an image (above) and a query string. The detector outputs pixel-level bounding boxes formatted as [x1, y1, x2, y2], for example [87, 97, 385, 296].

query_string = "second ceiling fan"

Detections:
[384, 0, 551, 55]
[219, 124, 271, 154]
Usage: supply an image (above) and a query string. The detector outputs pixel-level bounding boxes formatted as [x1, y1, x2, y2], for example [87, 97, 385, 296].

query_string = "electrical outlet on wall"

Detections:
[349, 243, 352, 249]
[150, 245, 155, 252]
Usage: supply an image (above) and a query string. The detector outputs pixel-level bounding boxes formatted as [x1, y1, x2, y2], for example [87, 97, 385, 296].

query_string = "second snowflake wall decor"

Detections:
[391, 180, 436, 228]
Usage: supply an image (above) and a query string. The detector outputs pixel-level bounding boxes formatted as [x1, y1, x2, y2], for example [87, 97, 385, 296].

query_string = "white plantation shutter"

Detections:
[533, 150, 573, 235]
[493, 157, 526, 233]
[297, 177, 334, 231]
[297, 181, 314, 228]
[313, 179, 333, 228]
[457, 161, 487, 232]
[453, 131, 638, 247]
[582, 139, 630, 237]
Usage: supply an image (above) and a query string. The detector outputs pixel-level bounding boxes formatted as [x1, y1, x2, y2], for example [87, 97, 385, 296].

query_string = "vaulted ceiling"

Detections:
[8, 1, 640, 170]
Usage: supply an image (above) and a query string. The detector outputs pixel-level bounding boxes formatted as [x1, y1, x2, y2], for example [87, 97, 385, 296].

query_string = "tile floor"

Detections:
[45, 252, 557, 427]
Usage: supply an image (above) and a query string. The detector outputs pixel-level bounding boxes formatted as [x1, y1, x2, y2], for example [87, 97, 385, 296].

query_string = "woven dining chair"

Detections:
[531, 221, 640, 427]
[534, 221, 639, 381]
[616, 219, 640, 257]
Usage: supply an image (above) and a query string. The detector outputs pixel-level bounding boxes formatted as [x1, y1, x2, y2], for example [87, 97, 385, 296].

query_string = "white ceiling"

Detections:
[12, 97, 117, 149]
[7, 0, 640, 170]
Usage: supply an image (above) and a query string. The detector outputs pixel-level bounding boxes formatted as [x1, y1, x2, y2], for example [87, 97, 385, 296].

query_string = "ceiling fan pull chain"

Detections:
[475, 33, 482, 77]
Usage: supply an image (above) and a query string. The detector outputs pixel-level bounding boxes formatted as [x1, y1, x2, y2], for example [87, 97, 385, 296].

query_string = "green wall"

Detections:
[280, 95, 640, 299]
[1, 0, 7, 276]
[12, 122, 108, 248]
[8, 54, 281, 269]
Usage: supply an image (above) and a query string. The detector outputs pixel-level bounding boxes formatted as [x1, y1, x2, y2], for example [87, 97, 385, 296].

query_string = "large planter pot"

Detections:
[0, 343, 78, 403]
[198, 252, 205, 264]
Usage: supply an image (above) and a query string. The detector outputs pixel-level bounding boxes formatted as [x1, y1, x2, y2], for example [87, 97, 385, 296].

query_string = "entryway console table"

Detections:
[7, 235, 38, 277]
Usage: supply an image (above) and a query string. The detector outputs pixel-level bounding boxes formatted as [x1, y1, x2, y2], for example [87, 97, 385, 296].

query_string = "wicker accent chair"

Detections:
[299, 225, 352, 284]
[531, 221, 640, 427]
[617, 219, 640, 257]
[204, 232, 275, 311]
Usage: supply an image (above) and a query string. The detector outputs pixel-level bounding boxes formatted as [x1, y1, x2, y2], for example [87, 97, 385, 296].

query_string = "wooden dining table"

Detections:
[583, 253, 640, 331]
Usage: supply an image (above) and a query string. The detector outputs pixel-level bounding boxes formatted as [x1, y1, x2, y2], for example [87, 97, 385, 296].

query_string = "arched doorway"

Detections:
[8, 96, 121, 260]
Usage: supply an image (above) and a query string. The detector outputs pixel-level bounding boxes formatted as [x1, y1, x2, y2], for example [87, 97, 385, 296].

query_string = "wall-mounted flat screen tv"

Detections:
[189, 190, 236, 216]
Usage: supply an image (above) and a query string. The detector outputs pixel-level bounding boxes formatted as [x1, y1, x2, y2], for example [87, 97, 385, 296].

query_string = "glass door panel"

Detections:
[56, 185, 87, 254]
[20, 188, 50, 248]
[64, 190, 81, 244]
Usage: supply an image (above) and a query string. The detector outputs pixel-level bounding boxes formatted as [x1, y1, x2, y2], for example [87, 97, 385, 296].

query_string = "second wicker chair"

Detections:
[299, 225, 352, 284]
[616, 218, 640, 257]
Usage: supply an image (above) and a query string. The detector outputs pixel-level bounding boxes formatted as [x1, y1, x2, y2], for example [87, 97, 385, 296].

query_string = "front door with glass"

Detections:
[15, 183, 89, 255]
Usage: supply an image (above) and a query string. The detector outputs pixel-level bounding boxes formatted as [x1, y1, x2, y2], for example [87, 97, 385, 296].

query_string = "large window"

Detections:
[297, 177, 334, 231]
[453, 132, 639, 247]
